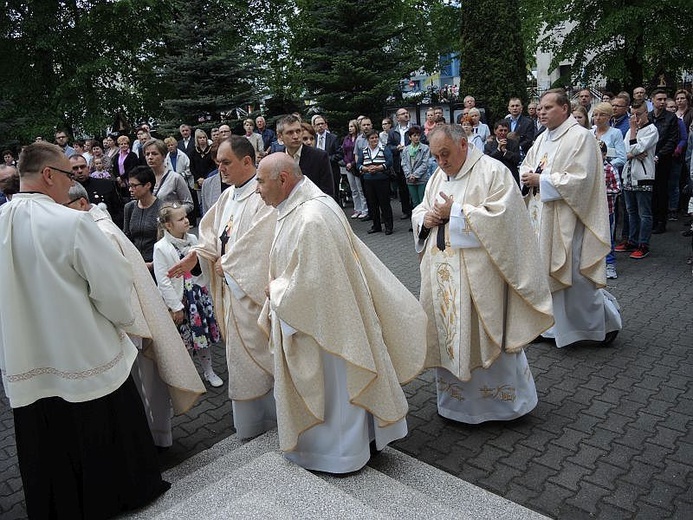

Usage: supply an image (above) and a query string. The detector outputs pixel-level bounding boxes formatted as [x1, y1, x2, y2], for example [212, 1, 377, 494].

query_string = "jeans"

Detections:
[623, 190, 653, 246]
[667, 158, 683, 211]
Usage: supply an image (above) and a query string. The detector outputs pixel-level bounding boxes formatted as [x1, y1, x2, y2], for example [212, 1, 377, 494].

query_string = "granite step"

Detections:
[163, 451, 382, 520]
[121, 432, 277, 519]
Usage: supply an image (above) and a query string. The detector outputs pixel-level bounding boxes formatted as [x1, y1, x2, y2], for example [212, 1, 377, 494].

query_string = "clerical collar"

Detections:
[233, 174, 256, 199]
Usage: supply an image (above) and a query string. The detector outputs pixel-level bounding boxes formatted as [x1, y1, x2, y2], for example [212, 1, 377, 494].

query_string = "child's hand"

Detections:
[171, 309, 184, 325]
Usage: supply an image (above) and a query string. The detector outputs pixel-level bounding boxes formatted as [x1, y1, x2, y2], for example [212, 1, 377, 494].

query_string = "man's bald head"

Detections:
[255, 153, 302, 207]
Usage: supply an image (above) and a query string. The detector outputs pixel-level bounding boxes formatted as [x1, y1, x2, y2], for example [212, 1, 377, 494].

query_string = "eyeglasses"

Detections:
[49, 165, 75, 180]
[62, 198, 82, 207]
[129, 182, 143, 188]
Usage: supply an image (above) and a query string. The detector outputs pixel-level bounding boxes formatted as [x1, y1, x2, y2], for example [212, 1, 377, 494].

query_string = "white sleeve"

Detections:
[449, 202, 481, 249]
[539, 172, 563, 201]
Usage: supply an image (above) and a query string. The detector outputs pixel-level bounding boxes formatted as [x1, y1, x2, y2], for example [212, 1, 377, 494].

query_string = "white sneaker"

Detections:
[350, 211, 360, 219]
[606, 264, 618, 279]
[204, 371, 223, 388]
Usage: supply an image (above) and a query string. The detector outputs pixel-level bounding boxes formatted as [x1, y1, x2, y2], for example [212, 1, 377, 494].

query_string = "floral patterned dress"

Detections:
[174, 248, 220, 352]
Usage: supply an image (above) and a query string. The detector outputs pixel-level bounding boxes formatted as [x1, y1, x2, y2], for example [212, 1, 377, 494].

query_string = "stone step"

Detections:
[122, 432, 278, 519]
[162, 433, 244, 483]
[318, 463, 465, 518]
[161, 451, 382, 520]
[368, 447, 549, 520]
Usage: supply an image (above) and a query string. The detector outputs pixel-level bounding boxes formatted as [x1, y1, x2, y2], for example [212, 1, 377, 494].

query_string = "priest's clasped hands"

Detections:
[424, 192, 454, 228]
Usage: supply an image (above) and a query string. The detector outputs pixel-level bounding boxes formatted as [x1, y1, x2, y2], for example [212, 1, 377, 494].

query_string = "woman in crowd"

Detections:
[400, 125, 431, 208]
[380, 117, 393, 146]
[572, 105, 590, 129]
[423, 108, 436, 136]
[164, 136, 193, 193]
[243, 118, 264, 162]
[357, 129, 394, 235]
[301, 122, 316, 147]
[123, 166, 162, 272]
[103, 134, 119, 163]
[190, 129, 214, 194]
[143, 138, 193, 216]
[675, 89, 693, 130]
[154, 203, 223, 388]
[460, 116, 484, 151]
[90, 142, 111, 175]
[115, 135, 139, 195]
[591, 102, 626, 173]
[189, 129, 214, 222]
[342, 119, 368, 219]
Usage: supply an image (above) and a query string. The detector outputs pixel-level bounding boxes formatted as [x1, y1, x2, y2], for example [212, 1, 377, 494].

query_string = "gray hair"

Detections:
[67, 181, 89, 201]
[428, 124, 468, 143]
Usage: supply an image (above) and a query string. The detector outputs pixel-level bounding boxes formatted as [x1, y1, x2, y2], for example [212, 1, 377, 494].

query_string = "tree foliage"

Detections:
[0, 0, 168, 144]
[458, 0, 528, 123]
[522, 0, 693, 91]
[291, 0, 419, 130]
[155, 0, 259, 132]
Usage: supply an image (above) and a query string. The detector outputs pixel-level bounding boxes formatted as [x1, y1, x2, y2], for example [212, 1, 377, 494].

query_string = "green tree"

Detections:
[291, 0, 419, 131]
[522, 0, 693, 91]
[458, 0, 528, 123]
[155, 0, 260, 132]
[0, 0, 168, 144]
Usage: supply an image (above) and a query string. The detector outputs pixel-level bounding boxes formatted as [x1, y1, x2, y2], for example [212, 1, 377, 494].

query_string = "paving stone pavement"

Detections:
[1, 201, 691, 519]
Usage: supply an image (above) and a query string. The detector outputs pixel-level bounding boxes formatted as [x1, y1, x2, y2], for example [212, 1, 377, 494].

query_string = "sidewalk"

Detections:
[1, 205, 691, 519]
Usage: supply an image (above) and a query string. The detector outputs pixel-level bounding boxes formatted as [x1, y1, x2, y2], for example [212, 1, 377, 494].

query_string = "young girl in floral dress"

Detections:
[153, 203, 223, 387]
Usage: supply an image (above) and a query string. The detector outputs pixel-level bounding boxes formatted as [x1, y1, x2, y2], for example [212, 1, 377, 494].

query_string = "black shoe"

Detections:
[652, 224, 666, 234]
[682, 229, 693, 237]
[360, 215, 372, 222]
[601, 330, 619, 347]
[385, 229, 393, 235]
[400, 214, 411, 220]
[367, 227, 382, 234]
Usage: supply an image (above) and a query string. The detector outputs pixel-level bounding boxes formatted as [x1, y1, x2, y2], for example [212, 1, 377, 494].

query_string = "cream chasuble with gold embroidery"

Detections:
[195, 179, 277, 403]
[260, 178, 427, 453]
[413, 148, 553, 382]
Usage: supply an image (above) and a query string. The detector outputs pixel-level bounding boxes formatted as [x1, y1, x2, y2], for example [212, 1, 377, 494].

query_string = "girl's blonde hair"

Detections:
[157, 202, 186, 240]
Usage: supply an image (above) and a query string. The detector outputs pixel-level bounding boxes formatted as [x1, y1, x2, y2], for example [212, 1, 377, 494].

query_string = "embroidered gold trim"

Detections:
[7, 350, 125, 382]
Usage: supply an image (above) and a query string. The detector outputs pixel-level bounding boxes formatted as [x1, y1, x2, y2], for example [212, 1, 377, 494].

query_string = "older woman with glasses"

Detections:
[123, 166, 162, 271]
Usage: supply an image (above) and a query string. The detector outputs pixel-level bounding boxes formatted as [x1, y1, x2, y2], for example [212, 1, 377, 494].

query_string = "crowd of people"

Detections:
[0, 84, 691, 518]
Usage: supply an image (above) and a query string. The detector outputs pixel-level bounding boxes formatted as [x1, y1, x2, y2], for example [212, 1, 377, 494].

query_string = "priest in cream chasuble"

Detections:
[257, 153, 427, 474]
[520, 90, 622, 348]
[413, 125, 553, 423]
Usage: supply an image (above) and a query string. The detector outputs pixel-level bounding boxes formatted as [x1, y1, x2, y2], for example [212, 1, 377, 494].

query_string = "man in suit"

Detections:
[278, 114, 334, 196]
[505, 97, 535, 158]
[483, 120, 521, 185]
[313, 114, 343, 201]
[388, 107, 414, 219]
[178, 124, 195, 156]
